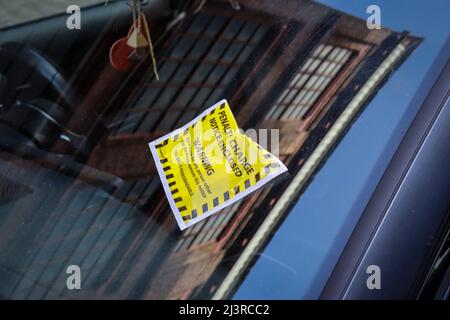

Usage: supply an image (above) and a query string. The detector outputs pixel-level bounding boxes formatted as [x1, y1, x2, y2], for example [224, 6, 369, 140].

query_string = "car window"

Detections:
[0, 0, 448, 300]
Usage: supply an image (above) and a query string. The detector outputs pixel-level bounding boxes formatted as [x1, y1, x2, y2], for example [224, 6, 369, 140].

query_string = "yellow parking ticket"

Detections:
[148, 99, 287, 230]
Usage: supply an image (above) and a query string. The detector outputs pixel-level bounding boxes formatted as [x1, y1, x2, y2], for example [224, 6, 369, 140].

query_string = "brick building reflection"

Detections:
[0, 0, 420, 299]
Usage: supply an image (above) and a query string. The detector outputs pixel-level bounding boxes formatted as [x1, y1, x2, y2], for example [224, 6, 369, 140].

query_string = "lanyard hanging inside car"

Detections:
[129, 0, 159, 80]
[109, 0, 159, 80]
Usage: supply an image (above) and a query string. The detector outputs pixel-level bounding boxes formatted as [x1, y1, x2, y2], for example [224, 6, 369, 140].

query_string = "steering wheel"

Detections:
[0, 42, 78, 109]
[0, 42, 84, 154]
[0, 42, 124, 194]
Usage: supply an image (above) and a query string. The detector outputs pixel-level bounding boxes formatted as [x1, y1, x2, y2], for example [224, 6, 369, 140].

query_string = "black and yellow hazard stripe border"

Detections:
[194, 157, 283, 217]
[148, 99, 288, 231]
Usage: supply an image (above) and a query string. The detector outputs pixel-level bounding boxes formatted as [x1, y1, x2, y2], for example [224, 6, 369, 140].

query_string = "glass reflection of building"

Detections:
[0, 0, 421, 299]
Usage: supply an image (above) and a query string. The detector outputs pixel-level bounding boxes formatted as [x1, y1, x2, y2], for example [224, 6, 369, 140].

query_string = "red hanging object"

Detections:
[109, 38, 135, 71]
[109, 2, 158, 79]
[109, 26, 137, 72]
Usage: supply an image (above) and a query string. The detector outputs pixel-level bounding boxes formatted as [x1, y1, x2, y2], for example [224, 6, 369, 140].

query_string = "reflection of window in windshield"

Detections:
[267, 44, 354, 121]
[0, 0, 424, 300]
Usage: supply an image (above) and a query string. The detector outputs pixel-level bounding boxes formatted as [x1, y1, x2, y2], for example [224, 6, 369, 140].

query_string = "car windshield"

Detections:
[0, 0, 448, 300]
